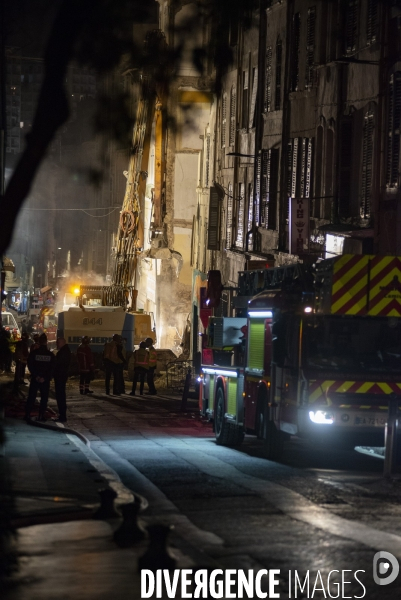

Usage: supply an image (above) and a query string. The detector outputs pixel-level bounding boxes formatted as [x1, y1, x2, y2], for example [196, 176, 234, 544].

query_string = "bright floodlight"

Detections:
[74, 288, 80, 295]
[304, 306, 313, 313]
[248, 310, 272, 318]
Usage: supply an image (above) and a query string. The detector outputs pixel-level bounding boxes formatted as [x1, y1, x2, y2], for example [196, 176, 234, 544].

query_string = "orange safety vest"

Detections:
[134, 348, 149, 369]
[148, 347, 157, 368]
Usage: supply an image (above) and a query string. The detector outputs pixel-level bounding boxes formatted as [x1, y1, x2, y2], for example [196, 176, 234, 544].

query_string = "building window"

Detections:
[229, 86, 236, 146]
[345, 0, 358, 54]
[205, 132, 211, 188]
[361, 111, 374, 219]
[261, 150, 270, 228]
[339, 117, 353, 217]
[242, 71, 249, 129]
[305, 7, 316, 89]
[290, 14, 301, 92]
[275, 38, 282, 110]
[264, 46, 272, 112]
[236, 183, 245, 248]
[255, 155, 261, 226]
[261, 149, 279, 230]
[247, 183, 253, 234]
[287, 137, 313, 217]
[226, 183, 233, 248]
[221, 94, 227, 148]
[386, 72, 401, 189]
[314, 125, 323, 218]
[367, 0, 378, 45]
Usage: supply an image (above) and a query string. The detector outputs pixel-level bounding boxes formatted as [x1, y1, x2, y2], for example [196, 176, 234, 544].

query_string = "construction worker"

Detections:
[115, 335, 127, 394]
[25, 333, 55, 421]
[77, 336, 95, 395]
[144, 337, 157, 395]
[53, 337, 72, 423]
[129, 341, 149, 396]
[103, 334, 126, 395]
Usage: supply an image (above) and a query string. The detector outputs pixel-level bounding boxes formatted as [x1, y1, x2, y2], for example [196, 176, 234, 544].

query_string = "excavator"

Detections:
[58, 46, 157, 355]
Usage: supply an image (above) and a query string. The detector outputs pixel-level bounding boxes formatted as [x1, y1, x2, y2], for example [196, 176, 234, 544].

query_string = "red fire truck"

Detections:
[199, 255, 401, 459]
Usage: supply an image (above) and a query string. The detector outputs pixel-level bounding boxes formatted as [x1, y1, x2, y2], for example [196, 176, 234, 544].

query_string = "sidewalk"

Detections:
[0, 404, 205, 600]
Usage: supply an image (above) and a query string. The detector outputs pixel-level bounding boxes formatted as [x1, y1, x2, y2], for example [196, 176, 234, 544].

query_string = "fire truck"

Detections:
[199, 255, 401, 458]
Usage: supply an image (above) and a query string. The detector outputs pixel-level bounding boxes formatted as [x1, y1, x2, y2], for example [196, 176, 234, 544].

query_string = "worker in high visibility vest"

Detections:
[129, 341, 149, 396]
[144, 337, 157, 395]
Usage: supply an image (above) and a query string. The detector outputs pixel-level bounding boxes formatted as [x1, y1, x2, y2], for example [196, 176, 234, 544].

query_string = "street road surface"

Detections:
[55, 380, 401, 599]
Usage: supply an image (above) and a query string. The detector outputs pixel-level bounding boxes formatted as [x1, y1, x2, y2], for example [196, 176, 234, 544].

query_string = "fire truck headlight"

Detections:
[309, 410, 334, 425]
[304, 306, 313, 313]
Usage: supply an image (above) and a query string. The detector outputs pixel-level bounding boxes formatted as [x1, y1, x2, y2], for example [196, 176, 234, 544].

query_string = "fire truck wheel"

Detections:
[263, 420, 284, 461]
[215, 386, 244, 447]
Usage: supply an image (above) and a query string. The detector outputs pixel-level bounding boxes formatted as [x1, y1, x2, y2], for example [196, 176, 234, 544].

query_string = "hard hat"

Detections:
[145, 337, 153, 345]
[82, 335, 91, 344]
[139, 341, 147, 349]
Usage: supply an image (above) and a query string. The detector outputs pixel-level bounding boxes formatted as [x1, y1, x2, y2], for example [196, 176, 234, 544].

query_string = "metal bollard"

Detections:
[113, 499, 146, 547]
[138, 524, 177, 572]
[93, 488, 120, 519]
[383, 395, 401, 478]
[180, 367, 192, 412]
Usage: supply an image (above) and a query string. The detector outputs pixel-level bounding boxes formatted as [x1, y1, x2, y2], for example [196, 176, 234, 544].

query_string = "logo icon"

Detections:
[373, 551, 399, 585]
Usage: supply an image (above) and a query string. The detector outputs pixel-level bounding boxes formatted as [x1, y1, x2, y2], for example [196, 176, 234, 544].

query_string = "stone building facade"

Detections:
[189, 0, 401, 360]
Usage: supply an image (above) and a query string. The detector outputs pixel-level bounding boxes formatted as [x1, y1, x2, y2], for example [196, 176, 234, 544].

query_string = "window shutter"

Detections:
[290, 14, 301, 92]
[242, 71, 249, 129]
[264, 47, 272, 112]
[268, 148, 279, 230]
[367, 0, 378, 45]
[291, 137, 299, 199]
[305, 7, 316, 88]
[247, 320, 265, 371]
[249, 68, 258, 129]
[247, 183, 254, 234]
[275, 38, 282, 110]
[255, 156, 261, 226]
[339, 118, 353, 217]
[221, 94, 227, 148]
[229, 86, 236, 146]
[286, 141, 293, 219]
[207, 186, 220, 250]
[346, 0, 358, 54]
[304, 138, 313, 199]
[387, 73, 401, 188]
[205, 133, 211, 188]
[236, 183, 245, 248]
[361, 112, 374, 218]
[261, 149, 271, 228]
[226, 183, 233, 248]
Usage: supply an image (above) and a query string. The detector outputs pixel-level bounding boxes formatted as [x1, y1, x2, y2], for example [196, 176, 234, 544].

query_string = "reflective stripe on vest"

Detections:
[148, 348, 157, 367]
[135, 349, 148, 366]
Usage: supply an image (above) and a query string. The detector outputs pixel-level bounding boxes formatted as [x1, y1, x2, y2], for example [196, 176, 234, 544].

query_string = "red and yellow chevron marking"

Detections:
[308, 380, 401, 404]
[331, 255, 401, 316]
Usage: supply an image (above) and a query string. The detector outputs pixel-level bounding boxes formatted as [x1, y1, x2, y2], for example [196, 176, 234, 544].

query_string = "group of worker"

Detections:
[102, 335, 157, 397]
[15, 331, 158, 423]
[24, 333, 71, 423]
